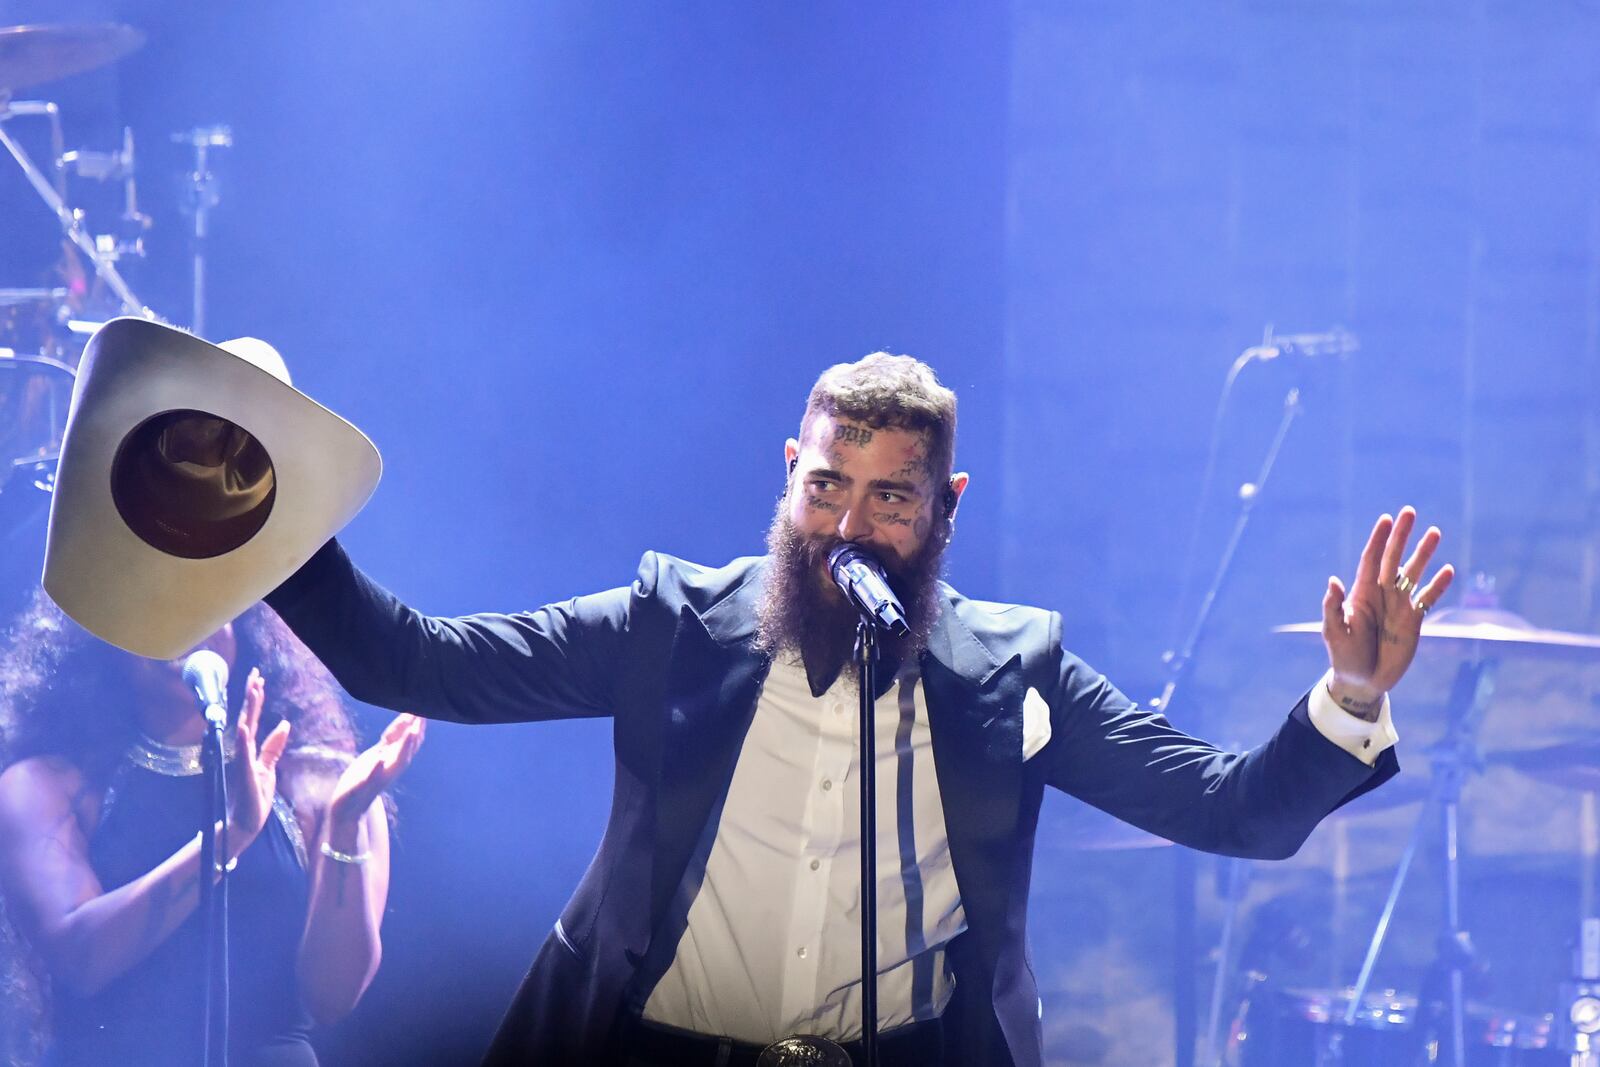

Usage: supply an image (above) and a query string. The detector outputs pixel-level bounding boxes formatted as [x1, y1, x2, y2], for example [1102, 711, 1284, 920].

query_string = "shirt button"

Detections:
[797, 946, 808, 959]
[821, 779, 832, 791]
[810, 858, 821, 871]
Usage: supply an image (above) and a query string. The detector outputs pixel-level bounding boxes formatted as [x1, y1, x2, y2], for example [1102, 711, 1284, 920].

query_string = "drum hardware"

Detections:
[1273, 604, 1600, 656]
[174, 125, 233, 337]
[1266, 579, 1600, 1066]
[1229, 982, 1561, 1066]
[1040, 800, 1176, 853]
[0, 97, 64, 192]
[0, 24, 145, 94]
[1159, 366, 1310, 1067]
[0, 350, 76, 493]
[0, 98, 149, 317]
[0, 287, 68, 307]
[62, 125, 153, 260]
[1556, 919, 1600, 1066]
[0, 24, 157, 322]
[1335, 653, 1493, 1067]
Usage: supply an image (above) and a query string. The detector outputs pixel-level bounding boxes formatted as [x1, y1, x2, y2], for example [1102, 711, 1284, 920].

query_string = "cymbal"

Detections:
[0, 24, 145, 93]
[1274, 606, 1600, 656]
[1041, 804, 1174, 853]
[1488, 744, 1600, 794]
[1326, 770, 1430, 817]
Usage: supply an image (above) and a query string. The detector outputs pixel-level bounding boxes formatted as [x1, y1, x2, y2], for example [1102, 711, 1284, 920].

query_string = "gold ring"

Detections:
[1414, 597, 1431, 616]
[1394, 573, 1418, 596]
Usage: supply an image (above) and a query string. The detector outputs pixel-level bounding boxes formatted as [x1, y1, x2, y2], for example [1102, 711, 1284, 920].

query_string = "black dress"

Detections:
[50, 748, 318, 1067]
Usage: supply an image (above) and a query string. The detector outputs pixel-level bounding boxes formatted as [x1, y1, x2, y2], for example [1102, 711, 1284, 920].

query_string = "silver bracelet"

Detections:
[319, 839, 372, 866]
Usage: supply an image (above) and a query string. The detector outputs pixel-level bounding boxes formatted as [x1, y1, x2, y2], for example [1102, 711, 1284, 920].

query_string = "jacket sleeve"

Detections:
[263, 539, 636, 725]
[1036, 619, 1397, 860]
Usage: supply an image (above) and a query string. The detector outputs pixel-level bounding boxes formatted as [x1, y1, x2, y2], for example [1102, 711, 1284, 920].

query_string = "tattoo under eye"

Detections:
[873, 512, 913, 527]
[805, 494, 840, 513]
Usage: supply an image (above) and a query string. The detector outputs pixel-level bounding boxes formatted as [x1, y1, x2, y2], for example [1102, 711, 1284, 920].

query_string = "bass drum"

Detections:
[0, 350, 74, 493]
[1231, 987, 1561, 1067]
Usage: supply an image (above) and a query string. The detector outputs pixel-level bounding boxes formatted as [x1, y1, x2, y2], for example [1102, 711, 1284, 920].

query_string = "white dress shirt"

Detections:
[641, 656, 1395, 1042]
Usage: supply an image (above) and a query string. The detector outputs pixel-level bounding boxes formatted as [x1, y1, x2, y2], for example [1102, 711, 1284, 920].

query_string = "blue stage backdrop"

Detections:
[3, 2, 1599, 1065]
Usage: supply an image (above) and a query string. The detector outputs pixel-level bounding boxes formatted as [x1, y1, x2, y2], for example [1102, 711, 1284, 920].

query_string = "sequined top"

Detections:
[49, 745, 318, 1067]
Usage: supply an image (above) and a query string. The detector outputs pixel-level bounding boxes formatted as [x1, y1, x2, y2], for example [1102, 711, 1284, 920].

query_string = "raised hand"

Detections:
[228, 668, 292, 847]
[1322, 506, 1455, 718]
[326, 714, 426, 833]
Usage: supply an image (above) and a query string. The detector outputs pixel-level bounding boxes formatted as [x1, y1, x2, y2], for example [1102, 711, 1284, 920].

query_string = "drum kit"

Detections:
[0, 22, 225, 524]
[1048, 584, 1600, 1066]
[1195, 591, 1600, 1066]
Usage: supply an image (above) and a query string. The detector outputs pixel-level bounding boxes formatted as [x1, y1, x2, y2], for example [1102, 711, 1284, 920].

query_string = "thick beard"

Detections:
[755, 495, 948, 685]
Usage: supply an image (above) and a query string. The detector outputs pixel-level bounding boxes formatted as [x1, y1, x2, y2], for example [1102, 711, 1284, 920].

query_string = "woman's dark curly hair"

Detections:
[0, 589, 358, 781]
[0, 589, 363, 1064]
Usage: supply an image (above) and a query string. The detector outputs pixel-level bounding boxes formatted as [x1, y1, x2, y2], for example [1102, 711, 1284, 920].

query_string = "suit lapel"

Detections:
[922, 592, 1027, 853]
[648, 567, 770, 930]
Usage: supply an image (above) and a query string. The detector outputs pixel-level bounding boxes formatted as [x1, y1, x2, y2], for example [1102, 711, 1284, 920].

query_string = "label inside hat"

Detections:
[109, 408, 276, 559]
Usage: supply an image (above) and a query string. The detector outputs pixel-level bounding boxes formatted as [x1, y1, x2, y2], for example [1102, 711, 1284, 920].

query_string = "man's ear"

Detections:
[946, 472, 971, 516]
[785, 438, 800, 476]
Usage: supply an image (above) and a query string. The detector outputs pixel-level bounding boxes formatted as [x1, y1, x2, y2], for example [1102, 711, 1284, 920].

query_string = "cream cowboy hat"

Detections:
[42, 317, 381, 658]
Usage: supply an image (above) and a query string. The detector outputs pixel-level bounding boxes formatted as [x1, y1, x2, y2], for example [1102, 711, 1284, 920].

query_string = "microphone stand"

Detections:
[1159, 385, 1304, 1067]
[198, 698, 231, 1067]
[854, 617, 881, 1067]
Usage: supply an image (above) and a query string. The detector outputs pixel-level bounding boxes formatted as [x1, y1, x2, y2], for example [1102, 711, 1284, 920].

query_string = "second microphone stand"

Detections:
[198, 693, 232, 1067]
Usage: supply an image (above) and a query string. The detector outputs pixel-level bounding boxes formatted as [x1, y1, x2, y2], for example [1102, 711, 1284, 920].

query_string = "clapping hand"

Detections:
[228, 668, 291, 849]
[326, 714, 426, 834]
[1322, 506, 1455, 719]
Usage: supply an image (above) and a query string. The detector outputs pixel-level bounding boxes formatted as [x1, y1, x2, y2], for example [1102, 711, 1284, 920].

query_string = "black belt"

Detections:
[623, 1017, 944, 1067]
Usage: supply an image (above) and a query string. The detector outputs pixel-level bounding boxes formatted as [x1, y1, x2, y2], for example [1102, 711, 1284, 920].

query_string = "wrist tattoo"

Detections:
[1334, 691, 1382, 722]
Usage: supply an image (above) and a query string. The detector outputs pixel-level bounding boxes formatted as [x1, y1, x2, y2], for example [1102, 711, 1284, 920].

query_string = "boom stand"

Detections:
[1160, 386, 1304, 1067]
[853, 617, 881, 1067]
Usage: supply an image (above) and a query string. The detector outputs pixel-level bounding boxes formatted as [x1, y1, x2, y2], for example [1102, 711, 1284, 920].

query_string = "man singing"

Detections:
[264, 353, 1452, 1066]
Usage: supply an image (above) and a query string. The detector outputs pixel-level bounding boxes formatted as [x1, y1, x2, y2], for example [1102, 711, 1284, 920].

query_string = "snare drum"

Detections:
[1232, 987, 1561, 1067]
[1234, 987, 1417, 1067]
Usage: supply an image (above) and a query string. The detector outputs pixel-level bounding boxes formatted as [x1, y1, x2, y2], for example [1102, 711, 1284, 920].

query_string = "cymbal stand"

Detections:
[62, 125, 153, 260]
[1339, 656, 1495, 1067]
[0, 98, 148, 315]
[175, 126, 231, 338]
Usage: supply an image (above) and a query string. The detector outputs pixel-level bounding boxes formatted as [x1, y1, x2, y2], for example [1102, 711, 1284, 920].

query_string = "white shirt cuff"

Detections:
[1306, 669, 1398, 767]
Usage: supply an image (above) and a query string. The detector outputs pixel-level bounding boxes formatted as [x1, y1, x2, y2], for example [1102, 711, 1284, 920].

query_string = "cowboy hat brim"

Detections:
[43, 317, 381, 659]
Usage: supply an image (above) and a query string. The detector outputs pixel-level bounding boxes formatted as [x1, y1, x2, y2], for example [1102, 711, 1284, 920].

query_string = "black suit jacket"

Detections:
[266, 540, 1396, 1067]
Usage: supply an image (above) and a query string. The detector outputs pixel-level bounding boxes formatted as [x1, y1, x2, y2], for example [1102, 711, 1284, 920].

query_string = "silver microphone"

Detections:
[181, 650, 230, 727]
[827, 543, 911, 637]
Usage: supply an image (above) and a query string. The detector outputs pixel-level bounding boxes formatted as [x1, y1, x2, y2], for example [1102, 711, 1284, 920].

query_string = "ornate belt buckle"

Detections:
[756, 1034, 853, 1066]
